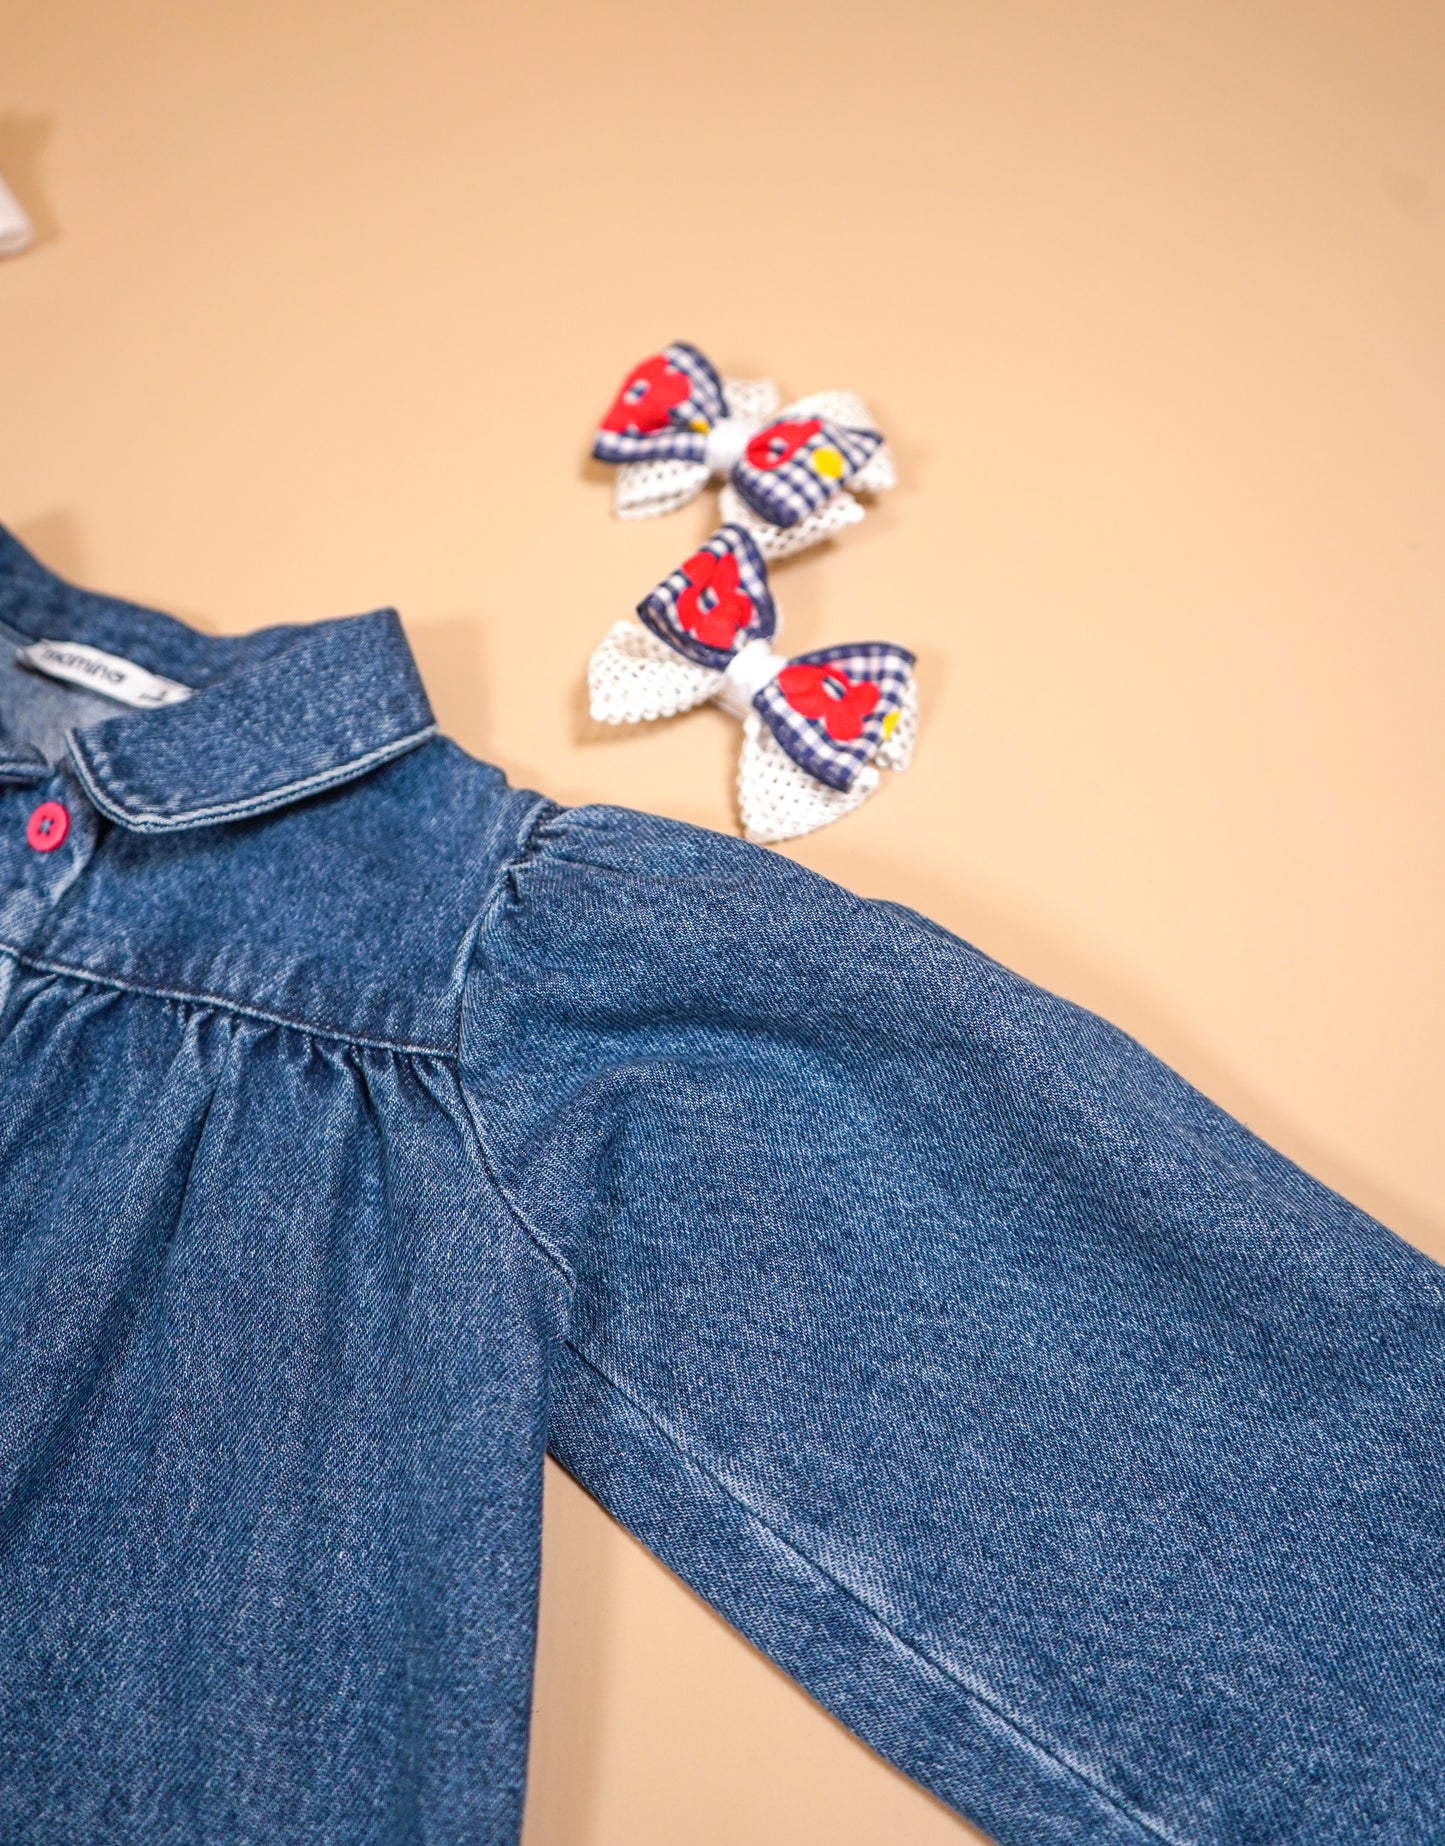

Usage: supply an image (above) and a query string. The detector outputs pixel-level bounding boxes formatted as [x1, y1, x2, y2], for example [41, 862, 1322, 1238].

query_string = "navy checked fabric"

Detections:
[729, 417, 883, 528]
[592, 342, 728, 465]
[636, 525, 778, 670]
[753, 642, 916, 791]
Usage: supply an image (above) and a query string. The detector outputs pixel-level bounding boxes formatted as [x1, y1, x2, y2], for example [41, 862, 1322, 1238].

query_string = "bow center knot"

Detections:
[715, 638, 782, 719]
[704, 415, 762, 479]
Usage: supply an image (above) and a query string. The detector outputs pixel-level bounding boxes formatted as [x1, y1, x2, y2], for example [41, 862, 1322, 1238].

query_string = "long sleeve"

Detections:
[460, 798, 1445, 1846]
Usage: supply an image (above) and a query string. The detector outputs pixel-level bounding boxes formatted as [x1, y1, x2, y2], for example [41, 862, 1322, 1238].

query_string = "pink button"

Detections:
[26, 801, 70, 853]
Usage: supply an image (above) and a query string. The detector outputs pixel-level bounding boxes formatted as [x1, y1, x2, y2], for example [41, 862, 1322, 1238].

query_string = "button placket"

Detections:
[26, 800, 70, 853]
[1, 769, 99, 948]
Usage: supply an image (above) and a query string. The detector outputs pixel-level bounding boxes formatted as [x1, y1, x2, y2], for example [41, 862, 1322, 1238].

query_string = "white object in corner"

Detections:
[0, 175, 33, 257]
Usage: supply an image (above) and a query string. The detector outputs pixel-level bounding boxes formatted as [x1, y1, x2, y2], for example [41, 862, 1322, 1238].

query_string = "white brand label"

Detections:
[18, 640, 194, 709]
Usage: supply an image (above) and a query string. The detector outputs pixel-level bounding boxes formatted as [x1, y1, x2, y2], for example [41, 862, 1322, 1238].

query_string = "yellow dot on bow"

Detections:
[881, 709, 900, 739]
[690, 417, 710, 433]
[811, 446, 845, 479]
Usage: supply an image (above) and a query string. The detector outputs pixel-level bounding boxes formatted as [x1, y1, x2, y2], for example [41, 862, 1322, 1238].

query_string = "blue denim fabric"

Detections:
[0, 522, 1440, 1846]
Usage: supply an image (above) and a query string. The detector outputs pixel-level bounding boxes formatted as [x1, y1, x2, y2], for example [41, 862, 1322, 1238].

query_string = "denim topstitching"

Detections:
[0, 940, 453, 1058]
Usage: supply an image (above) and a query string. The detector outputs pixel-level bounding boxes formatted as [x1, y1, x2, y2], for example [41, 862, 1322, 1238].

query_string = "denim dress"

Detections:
[0, 523, 1439, 1846]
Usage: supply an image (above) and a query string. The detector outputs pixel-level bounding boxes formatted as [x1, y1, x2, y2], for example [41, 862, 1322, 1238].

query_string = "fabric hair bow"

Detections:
[592, 342, 897, 559]
[589, 525, 917, 844]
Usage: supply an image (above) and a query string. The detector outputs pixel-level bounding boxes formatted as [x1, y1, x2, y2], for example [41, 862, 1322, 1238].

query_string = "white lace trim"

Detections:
[612, 457, 711, 521]
[718, 481, 867, 559]
[737, 713, 880, 844]
[587, 621, 721, 724]
[722, 376, 782, 422]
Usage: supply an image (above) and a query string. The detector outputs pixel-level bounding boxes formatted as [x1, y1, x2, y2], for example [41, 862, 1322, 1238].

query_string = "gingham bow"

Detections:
[588, 526, 917, 844]
[591, 342, 897, 560]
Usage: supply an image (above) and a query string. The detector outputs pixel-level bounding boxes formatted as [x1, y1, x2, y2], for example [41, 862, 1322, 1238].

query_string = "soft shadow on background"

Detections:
[0, 113, 58, 247]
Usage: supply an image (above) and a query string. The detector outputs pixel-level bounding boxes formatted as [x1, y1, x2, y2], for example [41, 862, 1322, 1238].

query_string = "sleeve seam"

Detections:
[451, 790, 578, 1298]
[454, 1072, 577, 1295]
[559, 1333, 1194, 1846]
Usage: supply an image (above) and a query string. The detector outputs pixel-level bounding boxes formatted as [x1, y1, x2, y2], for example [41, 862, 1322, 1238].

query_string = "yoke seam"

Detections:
[0, 940, 451, 1058]
[560, 1334, 1194, 1846]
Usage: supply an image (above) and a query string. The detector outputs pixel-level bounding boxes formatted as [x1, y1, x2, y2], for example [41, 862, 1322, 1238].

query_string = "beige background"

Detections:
[3, 3, 1442, 1840]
